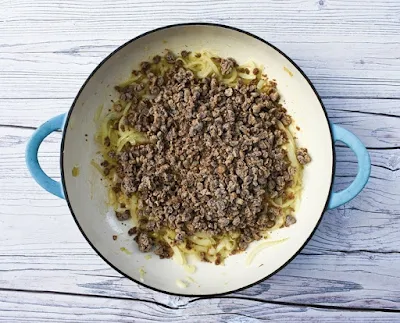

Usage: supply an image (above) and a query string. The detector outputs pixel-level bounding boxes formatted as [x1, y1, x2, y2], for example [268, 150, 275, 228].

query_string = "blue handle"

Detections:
[25, 114, 66, 199]
[328, 124, 371, 209]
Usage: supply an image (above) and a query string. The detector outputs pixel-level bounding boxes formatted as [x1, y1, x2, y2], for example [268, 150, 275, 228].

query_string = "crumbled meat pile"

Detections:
[111, 54, 311, 256]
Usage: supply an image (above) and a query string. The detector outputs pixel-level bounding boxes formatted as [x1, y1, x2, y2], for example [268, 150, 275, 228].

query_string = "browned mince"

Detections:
[108, 54, 310, 257]
[296, 148, 311, 165]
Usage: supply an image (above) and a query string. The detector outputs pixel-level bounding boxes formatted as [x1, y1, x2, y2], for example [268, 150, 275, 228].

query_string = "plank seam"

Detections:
[190, 296, 400, 313]
[1, 287, 399, 312]
[330, 108, 400, 119]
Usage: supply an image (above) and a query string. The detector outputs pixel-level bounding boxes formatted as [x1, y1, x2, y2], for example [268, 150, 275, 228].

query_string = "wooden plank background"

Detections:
[0, 0, 399, 321]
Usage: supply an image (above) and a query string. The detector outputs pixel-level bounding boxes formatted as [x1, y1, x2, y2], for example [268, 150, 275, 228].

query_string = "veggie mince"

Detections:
[95, 50, 311, 265]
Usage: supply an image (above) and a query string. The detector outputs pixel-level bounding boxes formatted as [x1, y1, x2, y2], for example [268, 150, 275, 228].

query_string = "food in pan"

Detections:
[94, 50, 311, 265]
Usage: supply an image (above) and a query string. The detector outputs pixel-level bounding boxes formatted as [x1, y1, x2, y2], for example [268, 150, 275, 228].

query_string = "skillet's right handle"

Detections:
[328, 124, 371, 209]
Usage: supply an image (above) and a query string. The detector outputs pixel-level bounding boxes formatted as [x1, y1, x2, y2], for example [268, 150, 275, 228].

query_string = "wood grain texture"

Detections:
[2, 0, 399, 44]
[0, 290, 399, 323]
[1, 0, 400, 320]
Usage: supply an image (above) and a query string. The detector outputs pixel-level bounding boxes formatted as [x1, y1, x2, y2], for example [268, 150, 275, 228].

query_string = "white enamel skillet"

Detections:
[26, 23, 371, 296]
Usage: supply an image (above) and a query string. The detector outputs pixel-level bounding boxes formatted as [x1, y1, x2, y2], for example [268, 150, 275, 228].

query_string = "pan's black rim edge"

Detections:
[60, 22, 336, 298]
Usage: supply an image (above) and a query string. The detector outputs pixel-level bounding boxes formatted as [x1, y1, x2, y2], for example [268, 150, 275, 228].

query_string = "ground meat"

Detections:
[128, 227, 137, 236]
[108, 150, 116, 159]
[153, 55, 161, 64]
[154, 241, 173, 259]
[269, 90, 279, 102]
[215, 253, 222, 265]
[296, 148, 311, 165]
[134, 231, 154, 252]
[165, 51, 175, 64]
[115, 210, 131, 221]
[220, 58, 236, 75]
[181, 50, 190, 58]
[175, 231, 186, 244]
[140, 61, 151, 72]
[112, 55, 308, 258]
[285, 215, 297, 227]
[113, 103, 123, 112]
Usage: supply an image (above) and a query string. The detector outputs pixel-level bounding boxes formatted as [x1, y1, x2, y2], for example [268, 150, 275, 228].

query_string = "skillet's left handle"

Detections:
[328, 124, 371, 209]
[25, 114, 66, 199]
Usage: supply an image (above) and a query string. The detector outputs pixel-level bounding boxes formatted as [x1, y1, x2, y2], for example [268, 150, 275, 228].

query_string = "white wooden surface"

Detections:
[1, 0, 399, 321]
